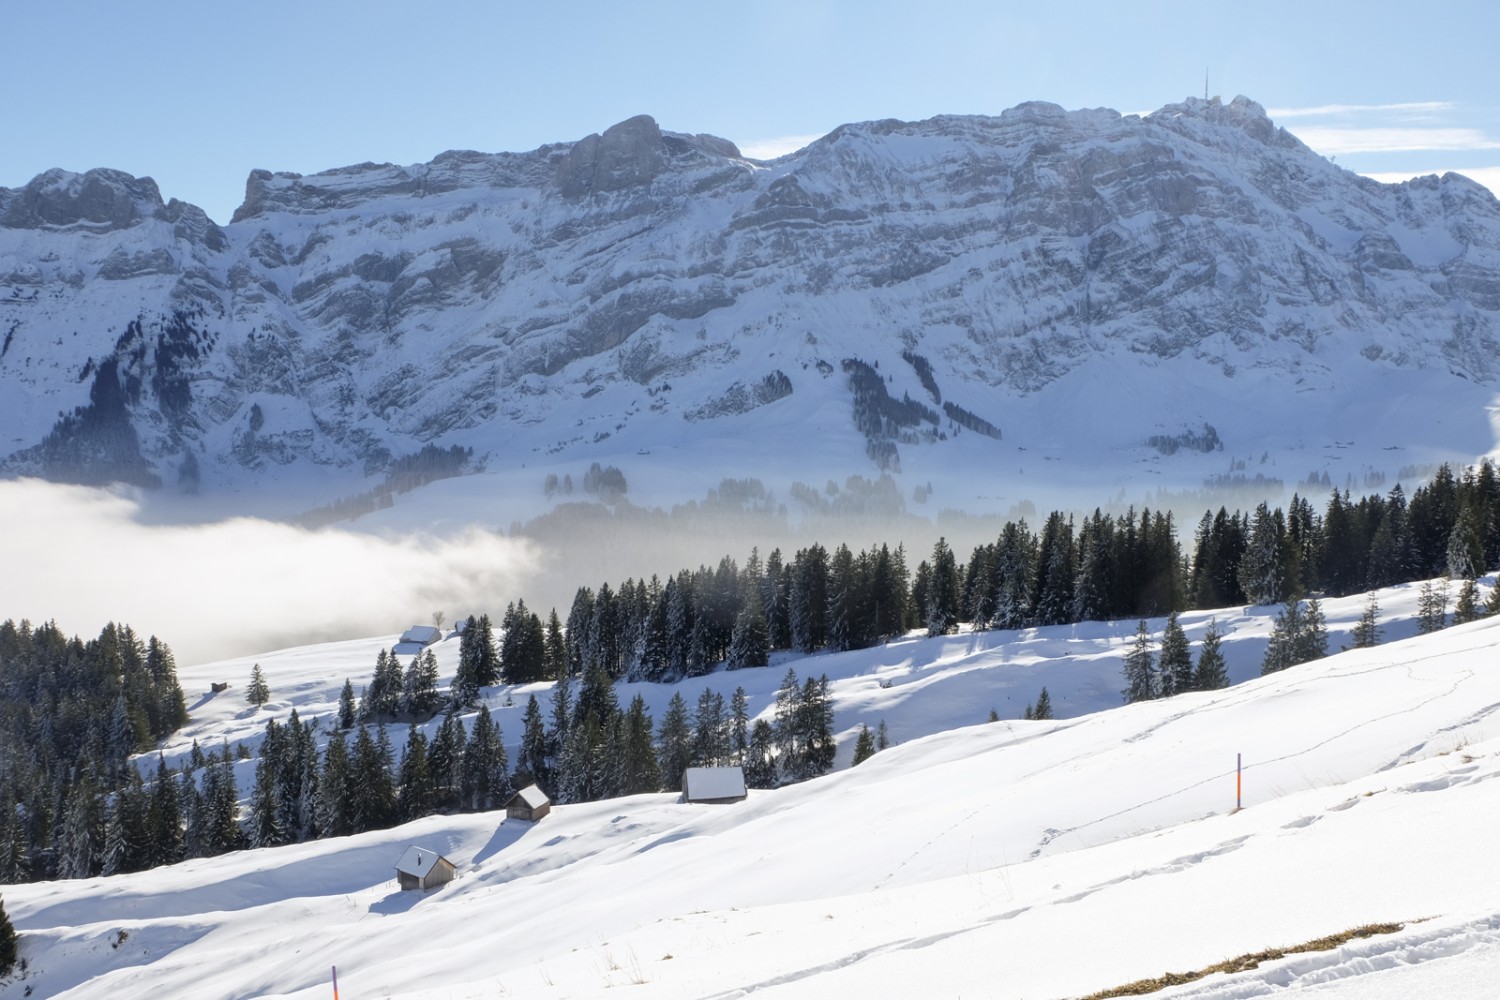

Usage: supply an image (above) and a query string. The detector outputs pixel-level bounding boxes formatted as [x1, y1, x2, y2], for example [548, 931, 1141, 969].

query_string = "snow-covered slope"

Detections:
[3, 97, 1499, 515]
[4, 581, 1499, 998]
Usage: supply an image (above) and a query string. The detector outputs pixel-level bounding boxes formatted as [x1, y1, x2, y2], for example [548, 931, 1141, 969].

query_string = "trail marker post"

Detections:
[1236, 752, 1242, 811]
[332, 966, 340, 1000]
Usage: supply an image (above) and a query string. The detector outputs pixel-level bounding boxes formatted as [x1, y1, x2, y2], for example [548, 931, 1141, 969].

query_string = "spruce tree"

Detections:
[1453, 577, 1480, 625]
[1239, 503, 1291, 605]
[1157, 612, 1192, 698]
[744, 719, 778, 788]
[924, 537, 962, 636]
[772, 669, 803, 772]
[349, 725, 395, 833]
[1261, 600, 1302, 674]
[548, 674, 573, 770]
[203, 748, 241, 855]
[789, 543, 829, 653]
[518, 695, 549, 792]
[1033, 513, 1077, 626]
[58, 780, 99, 879]
[1417, 579, 1448, 634]
[247, 663, 270, 708]
[992, 520, 1037, 629]
[1121, 619, 1157, 703]
[826, 543, 860, 651]
[730, 687, 750, 765]
[797, 675, 836, 779]
[1033, 686, 1054, 720]
[1293, 597, 1329, 664]
[149, 754, 183, 867]
[1485, 579, 1500, 618]
[852, 724, 876, 765]
[248, 754, 286, 849]
[317, 731, 351, 838]
[543, 608, 568, 680]
[397, 727, 435, 820]
[726, 588, 769, 669]
[1350, 593, 1382, 649]
[0, 894, 17, 977]
[619, 694, 660, 795]
[657, 692, 693, 792]
[403, 649, 442, 718]
[337, 679, 356, 729]
[1193, 619, 1229, 690]
[691, 689, 729, 767]
[473, 614, 501, 687]
[1446, 505, 1486, 580]
[876, 719, 890, 751]
[460, 707, 508, 812]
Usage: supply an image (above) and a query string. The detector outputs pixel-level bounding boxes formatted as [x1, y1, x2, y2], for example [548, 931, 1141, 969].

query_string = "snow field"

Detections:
[2, 582, 1499, 997]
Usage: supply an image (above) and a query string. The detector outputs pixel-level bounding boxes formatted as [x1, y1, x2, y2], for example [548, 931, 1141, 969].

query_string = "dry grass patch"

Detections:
[1076, 922, 1405, 998]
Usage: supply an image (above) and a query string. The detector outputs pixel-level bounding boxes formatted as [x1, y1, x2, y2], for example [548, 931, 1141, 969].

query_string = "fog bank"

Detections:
[0, 479, 539, 664]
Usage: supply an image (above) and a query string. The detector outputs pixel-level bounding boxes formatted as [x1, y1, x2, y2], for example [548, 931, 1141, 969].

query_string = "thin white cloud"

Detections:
[1294, 127, 1500, 155]
[1361, 167, 1500, 198]
[740, 134, 825, 160]
[1268, 101, 1454, 119]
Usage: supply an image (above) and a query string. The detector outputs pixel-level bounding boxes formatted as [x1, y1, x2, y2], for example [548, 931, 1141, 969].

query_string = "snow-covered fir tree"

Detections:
[851, 724, 876, 765]
[1193, 619, 1229, 690]
[1157, 612, 1192, 698]
[656, 692, 693, 792]
[1452, 577, 1480, 624]
[247, 663, 270, 707]
[1417, 579, 1449, 634]
[1121, 619, 1157, 703]
[1350, 593, 1382, 649]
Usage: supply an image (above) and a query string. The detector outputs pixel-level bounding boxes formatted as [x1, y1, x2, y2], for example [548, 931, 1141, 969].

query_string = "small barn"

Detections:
[394, 624, 444, 656]
[394, 846, 456, 891]
[682, 766, 748, 804]
[400, 624, 443, 645]
[506, 784, 551, 822]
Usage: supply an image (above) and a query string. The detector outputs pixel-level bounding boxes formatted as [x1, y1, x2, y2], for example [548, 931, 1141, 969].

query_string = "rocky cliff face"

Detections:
[2, 97, 1498, 506]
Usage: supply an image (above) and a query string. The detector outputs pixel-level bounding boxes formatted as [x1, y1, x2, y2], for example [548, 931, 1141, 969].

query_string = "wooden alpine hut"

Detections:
[394, 846, 456, 891]
[506, 784, 551, 822]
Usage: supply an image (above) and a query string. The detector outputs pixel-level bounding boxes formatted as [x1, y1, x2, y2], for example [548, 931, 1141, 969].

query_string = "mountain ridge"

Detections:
[3, 96, 1498, 510]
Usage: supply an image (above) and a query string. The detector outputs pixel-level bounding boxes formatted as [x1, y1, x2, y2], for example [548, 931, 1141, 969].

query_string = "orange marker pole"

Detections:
[332, 966, 340, 1000]
[1236, 753, 1242, 811]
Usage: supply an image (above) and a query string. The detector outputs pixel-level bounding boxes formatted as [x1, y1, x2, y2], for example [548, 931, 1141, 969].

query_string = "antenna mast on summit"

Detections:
[1204, 70, 1209, 101]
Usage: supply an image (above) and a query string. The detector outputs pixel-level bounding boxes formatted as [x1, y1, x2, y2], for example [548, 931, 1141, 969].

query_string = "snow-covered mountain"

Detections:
[3, 96, 1500, 512]
[4, 581, 1499, 998]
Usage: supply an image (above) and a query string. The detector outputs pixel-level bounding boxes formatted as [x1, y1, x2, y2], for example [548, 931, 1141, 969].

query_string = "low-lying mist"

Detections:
[0, 479, 540, 665]
[1, 462, 1380, 668]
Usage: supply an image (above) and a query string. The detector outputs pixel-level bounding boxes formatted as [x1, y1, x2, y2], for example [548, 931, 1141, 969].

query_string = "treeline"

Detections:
[434, 463, 1500, 703]
[0, 620, 189, 883]
[1190, 461, 1500, 607]
[236, 666, 849, 852]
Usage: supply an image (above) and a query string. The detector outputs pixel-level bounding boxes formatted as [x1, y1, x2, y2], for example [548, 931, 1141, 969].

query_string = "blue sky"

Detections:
[4, 0, 1497, 223]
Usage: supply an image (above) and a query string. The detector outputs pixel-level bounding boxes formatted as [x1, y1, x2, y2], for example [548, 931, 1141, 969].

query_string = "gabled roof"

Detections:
[400, 625, 442, 645]
[682, 766, 748, 802]
[395, 845, 451, 878]
[508, 784, 550, 810]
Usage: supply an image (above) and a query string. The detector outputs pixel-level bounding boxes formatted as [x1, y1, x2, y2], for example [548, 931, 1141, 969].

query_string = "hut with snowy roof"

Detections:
[682, 766, 748, 804]
[394, 624, 443, 656]
[506, 784, 551, 822]
[394, 846, 456, 891]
